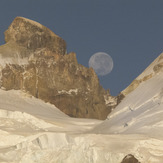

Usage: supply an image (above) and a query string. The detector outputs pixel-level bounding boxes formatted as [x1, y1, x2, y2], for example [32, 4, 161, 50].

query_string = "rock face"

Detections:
[121, 154, 140, 163]
[0, 17, 119, 120]
[5, 17, 66, 55]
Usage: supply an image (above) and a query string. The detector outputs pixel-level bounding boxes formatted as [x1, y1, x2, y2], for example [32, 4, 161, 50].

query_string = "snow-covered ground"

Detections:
[0, 89, 104, 163]
[0, 75, 163, 163]
[0, 53, 163, 163]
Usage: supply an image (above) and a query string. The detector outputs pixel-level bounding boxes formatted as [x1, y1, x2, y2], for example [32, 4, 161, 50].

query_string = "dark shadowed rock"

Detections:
[0, 17, 120, 119]
[121, 154, 140, 163]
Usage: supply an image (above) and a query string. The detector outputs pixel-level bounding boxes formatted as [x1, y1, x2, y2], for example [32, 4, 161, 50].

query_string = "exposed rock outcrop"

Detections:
[121, 154, 140, 163]
[4, 17, 66, 55]
[0, 17, 119, 120]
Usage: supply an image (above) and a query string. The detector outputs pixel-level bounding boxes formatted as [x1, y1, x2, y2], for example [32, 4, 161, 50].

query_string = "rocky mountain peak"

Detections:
[4, 17, 66, 55]
[0, 17, 119, 120]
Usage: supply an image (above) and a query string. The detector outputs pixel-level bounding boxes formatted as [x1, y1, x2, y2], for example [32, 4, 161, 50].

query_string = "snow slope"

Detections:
[0, 89, 105, 163]
[96, 72, 163, 137]
[92, 53, 163, 162]
[92, 73, 163, 162]
[96, 53, 163, 136]
[0, 82, 163, 163]
[0, 53, 163, 163]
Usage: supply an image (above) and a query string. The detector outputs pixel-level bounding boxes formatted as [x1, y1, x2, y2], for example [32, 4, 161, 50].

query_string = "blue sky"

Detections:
[0, 0, 163, 95]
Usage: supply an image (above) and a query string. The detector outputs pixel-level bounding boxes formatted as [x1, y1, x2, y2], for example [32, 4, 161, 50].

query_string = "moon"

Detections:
[88, 52, 113, 76]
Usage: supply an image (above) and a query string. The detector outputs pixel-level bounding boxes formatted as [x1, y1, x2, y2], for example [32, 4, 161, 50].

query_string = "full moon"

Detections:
[88, 52, 113, 76]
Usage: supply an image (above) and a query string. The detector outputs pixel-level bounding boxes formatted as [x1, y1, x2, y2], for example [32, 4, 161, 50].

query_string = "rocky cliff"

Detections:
[0, 17, 119, 120]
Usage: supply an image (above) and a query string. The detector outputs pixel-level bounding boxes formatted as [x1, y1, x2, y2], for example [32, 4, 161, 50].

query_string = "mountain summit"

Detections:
[0, 17, 120, 120]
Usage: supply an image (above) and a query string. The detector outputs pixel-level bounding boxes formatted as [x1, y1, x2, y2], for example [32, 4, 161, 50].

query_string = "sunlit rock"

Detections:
[0, 17, 119, 119]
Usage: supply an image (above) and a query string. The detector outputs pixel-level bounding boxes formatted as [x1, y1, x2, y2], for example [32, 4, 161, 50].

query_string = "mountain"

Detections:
[0, 17, 120, 120]
[92, 52, 163, 162]
[95, 52, 163, 136]
[0, 17, 163, 163]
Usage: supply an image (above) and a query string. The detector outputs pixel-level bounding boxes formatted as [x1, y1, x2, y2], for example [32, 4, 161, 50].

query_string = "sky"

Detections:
[0, 0, 163, 96]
